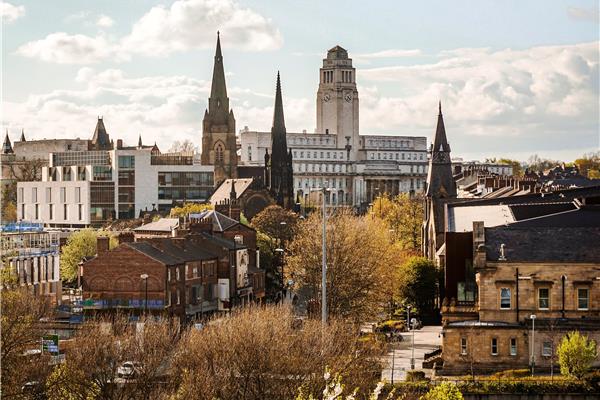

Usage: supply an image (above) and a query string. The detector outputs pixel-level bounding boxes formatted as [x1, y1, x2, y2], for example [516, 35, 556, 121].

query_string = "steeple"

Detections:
[272, 71, 286, 131]
[138, 134, 143, 149]
[90, 116, 112, 150]
[19, 129, 25, 142]
[3, 130, 14, 154]
[207, 31, 229, 124]
[432, 101, 451, 154]
[229, 179, 237, 201]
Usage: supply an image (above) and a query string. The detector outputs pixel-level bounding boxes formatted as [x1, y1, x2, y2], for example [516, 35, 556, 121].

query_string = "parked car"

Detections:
[117, 361, 142, 379]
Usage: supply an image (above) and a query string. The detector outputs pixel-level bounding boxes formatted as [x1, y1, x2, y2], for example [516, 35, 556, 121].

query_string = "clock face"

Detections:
[344, 93, 352, 102]
[323, 93, 331, 102]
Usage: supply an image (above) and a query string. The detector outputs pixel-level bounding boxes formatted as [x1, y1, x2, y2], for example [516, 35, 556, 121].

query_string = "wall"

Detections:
[17, 181, 90, 226]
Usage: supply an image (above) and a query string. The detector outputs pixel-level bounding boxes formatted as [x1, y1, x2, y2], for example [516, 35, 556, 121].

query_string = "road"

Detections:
[381, 325, 442, 383]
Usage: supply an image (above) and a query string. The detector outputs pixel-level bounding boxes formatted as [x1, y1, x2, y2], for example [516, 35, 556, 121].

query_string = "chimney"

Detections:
[97, 236, 110, 254]
[118, 232, 134, 244]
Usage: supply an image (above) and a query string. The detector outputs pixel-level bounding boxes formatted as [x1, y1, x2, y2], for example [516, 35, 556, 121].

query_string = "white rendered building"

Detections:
[17, 144, 214, 228]
[239, 46, 428, 207]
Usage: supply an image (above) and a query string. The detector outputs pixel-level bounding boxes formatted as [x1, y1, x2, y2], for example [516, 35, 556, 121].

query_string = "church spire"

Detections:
[272, 71, 286, 131]
[209, 31, 228, 114]
[20, 129, 25, 142]
[3, 130, 14, 154]
[432, 101, 450, 154]
[90, 116, 112, 150]
[138, 134, 143, 148]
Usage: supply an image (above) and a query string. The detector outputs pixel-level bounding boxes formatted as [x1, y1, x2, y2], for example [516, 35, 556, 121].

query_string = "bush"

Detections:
[421, 382, 463, 400]
[558, 331, 598, 379]
[375, 319, 405, 333]
[457, 379, 594, 395]
[406, 370, 427, 382]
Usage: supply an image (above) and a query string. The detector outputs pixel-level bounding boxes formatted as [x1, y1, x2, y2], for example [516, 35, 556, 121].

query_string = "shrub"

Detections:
[406, 370, 427, 382]
[421, 382, 463, 400]
[492, 369, 530, 379]
[375, 319, 406, 333]
[558, 331, 597, 379]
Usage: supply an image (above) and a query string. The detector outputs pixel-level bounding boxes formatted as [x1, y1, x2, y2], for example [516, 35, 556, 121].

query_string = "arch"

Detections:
[114, 276, 133, 291]
[88, 276, 108, 291]
[214, 141, 225, 163]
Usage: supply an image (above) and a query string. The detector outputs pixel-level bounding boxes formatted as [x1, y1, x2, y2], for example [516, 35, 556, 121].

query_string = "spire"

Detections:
[3, 130, 14, 154]
[90, 116, 112, 150]
[209, 31, 228, 114]
[432, 101, 450, 154]
[20, 129, 25, 142]
[272, 71, 286, 131]
[138, 134, 143, 148]
[229, 179, 237, 201]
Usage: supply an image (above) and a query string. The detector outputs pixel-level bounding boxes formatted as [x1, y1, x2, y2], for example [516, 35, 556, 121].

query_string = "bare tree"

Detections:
[168, 139, 197, 154]
[170, 305, 384, 400]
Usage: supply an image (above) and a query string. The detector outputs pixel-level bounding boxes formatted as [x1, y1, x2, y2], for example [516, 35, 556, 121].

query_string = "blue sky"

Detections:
[2, 0, 599, 161]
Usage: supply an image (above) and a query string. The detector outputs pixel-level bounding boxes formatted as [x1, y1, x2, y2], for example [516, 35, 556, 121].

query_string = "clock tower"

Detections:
[316, 45, 359, 160]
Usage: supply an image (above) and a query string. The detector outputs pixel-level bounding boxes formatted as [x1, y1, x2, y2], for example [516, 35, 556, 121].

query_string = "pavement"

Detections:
[380, 325, 442, 383]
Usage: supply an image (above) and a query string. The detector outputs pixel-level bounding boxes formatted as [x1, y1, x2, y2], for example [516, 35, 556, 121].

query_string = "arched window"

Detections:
[215, 143, 224, 163]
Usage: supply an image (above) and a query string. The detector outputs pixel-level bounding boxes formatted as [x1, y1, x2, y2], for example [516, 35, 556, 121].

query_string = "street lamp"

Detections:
[310, 186, 330, 324]
[140, 274, 149, 314]
[411, 317, 417, 370]
[530, 314, 537, 376]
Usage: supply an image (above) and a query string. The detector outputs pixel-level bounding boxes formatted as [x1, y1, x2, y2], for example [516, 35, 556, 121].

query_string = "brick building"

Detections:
[441, 198, 600, 374]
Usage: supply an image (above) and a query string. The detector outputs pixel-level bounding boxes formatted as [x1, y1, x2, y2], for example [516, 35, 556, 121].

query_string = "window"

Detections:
[193, 267, 198, 278]
[500, 288, 511, 309]
[64, 204, 68, 220]
[176, 289, 181, 305]
[49, 204, 54, 220]
[78, 204, 83, 220]
[21, 204, 25, 220]
[176, 267, 180, 281]
[460, 337, 467, 355]
[247, 146, 252, 161]
[18, 188, 23, 203]
[491, 338, 498, 355]
[542, 341, 552, 357]
[168, 269, 171, 282]
[578, 288, 589, 310]
[75, 187, 81, 203]
[118, 155, 135, 169]
[46, 188, 52, 202]
[215, 144, 224, 163]
[60, 187, 66, 203]
[510, 338, 517, 356]
[34, 204, 39, 220]
[32, 188, 37, 203]
[538, 288, 550, 309]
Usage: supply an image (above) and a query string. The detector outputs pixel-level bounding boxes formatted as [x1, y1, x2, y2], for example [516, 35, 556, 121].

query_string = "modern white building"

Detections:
[239, 45, 429, 207]
[17, 142, 214, 228]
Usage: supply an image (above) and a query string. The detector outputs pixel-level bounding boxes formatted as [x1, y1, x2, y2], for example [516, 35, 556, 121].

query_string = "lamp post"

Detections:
[530, 314, 537, 376]
[411, 317, 417, 370]
[140, 274, 149, 314]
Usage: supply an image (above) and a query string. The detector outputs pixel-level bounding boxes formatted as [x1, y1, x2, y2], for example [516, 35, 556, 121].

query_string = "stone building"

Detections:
[239, 45, 429, 208]
[201, 32, 237, 186]
[441, 193, 600, 374]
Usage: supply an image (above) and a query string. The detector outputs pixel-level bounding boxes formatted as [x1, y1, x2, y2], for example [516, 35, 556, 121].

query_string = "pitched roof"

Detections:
[151, 238, 218, 261]
[126, 241, 183, 265]
[134, 218, 179, 232]
[199, 231, 246, 250]
[90, 117, 112, 149]
[3, 131, 13, 154]
[210, 178, 253, 204]
[188, 210, 238, 232]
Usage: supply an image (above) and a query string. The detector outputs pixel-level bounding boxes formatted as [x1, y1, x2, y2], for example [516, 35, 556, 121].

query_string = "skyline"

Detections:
[2, 0, 599, 162]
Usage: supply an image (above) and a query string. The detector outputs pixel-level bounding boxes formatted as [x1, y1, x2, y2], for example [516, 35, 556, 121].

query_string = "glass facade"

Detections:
[157, 172, 213, 202]
[117, 155, 135, 219]
[90, 182, 115, 225]
[92, 166, 112, 181]
[52, 151, 110, 167]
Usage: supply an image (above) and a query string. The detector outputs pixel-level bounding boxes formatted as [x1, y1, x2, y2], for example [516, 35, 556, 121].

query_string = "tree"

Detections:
[497, 158, 524, 177]
[526, 154, 560, 173]
[557, 331, 597, 379]
[398, 257, 438, 318]
[574, 151, 600, 179]
[168, 139, 198, 154]
[371, 193, 424, 252]
[420, 382, 463, 400]
[170, 202, 213, 217]
[60, 230, 117, 283]
[286, 210, 399, 322]
[1, 287, 53, 398]
[1, 181, 17, 222]
[251, 204, 299, 243]
[2, 158, 45, 223]
[171, 306, 384, 400]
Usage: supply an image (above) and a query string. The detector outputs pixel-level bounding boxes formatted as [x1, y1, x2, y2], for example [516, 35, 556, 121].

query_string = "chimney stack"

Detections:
[97, 236, 110, 254]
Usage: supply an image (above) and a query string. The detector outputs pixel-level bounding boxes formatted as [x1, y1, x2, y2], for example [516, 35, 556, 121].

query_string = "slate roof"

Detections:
[199, 232, 245, 250]
[210, 178, 253, 205]
[151, 239, 218, 261]
[188, 210, 239, 232]
[126, 242, 183, 265]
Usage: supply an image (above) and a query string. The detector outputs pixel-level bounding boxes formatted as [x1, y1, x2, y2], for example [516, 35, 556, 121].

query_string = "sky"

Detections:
[1, 0, 599, 162]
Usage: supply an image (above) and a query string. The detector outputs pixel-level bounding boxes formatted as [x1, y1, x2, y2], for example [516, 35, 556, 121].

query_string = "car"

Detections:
[117, 361, 142, 379]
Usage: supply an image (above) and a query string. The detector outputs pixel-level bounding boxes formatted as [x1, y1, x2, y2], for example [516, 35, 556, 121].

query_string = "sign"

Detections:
[42, 335, 59, 355]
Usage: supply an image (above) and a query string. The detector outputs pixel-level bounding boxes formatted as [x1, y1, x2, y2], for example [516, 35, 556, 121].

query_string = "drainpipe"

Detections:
[515, 268, 519, 324]
[561, 275, 566, 318]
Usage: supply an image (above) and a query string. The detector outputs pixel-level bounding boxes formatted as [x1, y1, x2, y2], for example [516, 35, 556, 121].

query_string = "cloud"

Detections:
[357, 41, 599, 158]
[17, 0, 282, 64]
[16, 33, 120, 64]
[1, 68, 311, 151]
[1, 2, 25, 23]
[567, 6, 600, 23]
[96, 14, 115, 28]
[356, 49, 422, 59]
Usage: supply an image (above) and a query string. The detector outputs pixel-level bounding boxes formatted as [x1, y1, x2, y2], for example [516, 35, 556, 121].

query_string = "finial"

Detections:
[438, 100, 442, 115]
[217, 30, 220, 37]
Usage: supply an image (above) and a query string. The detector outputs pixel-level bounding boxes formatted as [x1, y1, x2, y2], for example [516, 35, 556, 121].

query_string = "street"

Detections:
[381, 326, 442, 383]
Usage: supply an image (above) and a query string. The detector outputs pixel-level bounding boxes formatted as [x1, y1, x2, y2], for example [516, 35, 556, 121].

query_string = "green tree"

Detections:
[398, 257, 438, 317]
[574, 151, 600, 179]
[60, 230, 117, 283]
[420, 382, 463, 400]
[170, 202, 213, 217]
[251, 204, 299, 243]
[497, 158, 524, 177]
[557, 331, 597, 379]
[371, 193, 424, 252]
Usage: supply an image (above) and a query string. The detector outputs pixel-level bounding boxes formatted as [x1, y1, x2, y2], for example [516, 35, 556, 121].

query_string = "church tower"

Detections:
[266, 72, 294, 209]
[201, 32, 237, 185]
[423, 102, 457, 260]
[89, 117, 113, 150]
[316, 45, 359, 160]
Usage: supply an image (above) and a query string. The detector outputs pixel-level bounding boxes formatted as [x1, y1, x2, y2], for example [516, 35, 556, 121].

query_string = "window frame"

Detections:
[460, 337, 467, 355]
[500, 287, 511, 310]
[538, 287, 550, 310]
[578, 288, 590, 310]
[510, 337, 517, 356]
[542, 341, 552, 357]
[491, 338, 498, 356]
